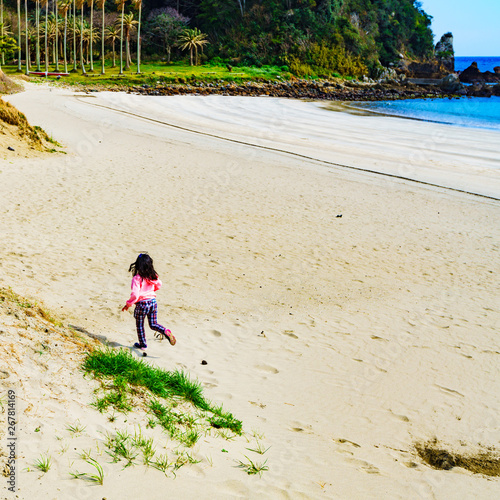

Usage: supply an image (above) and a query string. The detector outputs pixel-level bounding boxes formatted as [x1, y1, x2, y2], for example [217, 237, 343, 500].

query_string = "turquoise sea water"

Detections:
[353, 96, 500, 131]
[355, 57, 500, 131]
[455, 56, 500, 73]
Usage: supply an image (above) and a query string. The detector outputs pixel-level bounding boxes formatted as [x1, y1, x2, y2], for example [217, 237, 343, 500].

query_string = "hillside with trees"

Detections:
[0, 0, 434, 77]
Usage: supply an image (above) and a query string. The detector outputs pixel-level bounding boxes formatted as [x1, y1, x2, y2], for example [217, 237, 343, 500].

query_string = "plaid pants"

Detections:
[133, 299, 166, 347]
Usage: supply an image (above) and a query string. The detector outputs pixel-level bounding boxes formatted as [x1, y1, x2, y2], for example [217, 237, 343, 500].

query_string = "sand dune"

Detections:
[1, 84, 499, 499]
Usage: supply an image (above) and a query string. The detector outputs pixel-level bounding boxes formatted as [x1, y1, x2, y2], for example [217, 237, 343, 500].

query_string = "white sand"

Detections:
[1, 84, 499, 499]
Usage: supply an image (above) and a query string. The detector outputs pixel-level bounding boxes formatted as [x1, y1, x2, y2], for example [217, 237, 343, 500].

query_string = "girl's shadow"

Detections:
[68, 324, 159, 358]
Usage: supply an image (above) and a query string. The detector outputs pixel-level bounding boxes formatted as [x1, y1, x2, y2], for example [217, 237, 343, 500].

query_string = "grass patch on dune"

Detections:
[82, 348, 242, 441]
[0, 70, 23, 94]
[0, 287, 59, 325]
[0, 97, 62, 151]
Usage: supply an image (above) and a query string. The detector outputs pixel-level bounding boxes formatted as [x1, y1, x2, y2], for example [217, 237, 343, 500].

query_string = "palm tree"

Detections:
[54, 0, 59, 69]
[24, 0, 29, 73]
[71, 0, 76, 69]
[87, 0, 94, 71]
[40, 0, 48, 71]
[115, 0, 126, 74]
[44, 14, 58, 64]
[0, 22, 13, 68]
[178, 28, 208, 66]
[115, 12, 136, 70]
[131, 0, 141, 73]
[75, 0, 85, 72]
[58, 0, 70, 72]
[17, 0, 22, 70]
[0, 24, 18, 70]
[82, 21, 97, 63]
[105, 24, 119, 68]
[1, 0, 4, 65]
[96, 0, 105, 73]
[35, 0, 41, 69]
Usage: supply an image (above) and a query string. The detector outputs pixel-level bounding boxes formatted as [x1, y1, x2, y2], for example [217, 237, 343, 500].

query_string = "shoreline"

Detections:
[75, 79, 468, 101]
[1, 85, 499, 499]
[334, 97, 500, 134]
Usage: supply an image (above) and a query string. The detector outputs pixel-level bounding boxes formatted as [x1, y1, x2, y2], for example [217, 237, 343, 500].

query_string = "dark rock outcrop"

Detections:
[459, 62, 481, 82]
[405, 61, 448, 79]
[112, 78, 478, 101]
[459, 62, 500, 83]
[438, 74, 463, 92]
[398, 32, 454, 79]
[435, 32, 454, 73]
[468, 83, 493, 97]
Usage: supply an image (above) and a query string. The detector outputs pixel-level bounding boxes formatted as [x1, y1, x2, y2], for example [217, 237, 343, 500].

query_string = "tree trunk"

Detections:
[119, 4, 124, 74]
[24, 0, 29, 74]
[89, 0, 93, 71]
[72, 0, 77, 69]
[64, 14, 68, 73]
[54, 0, 59, 69]
[17, 0, 21, 71]
[80, 5, 86, 73]
[136, 5, 141, 74]
[101, 5, 105, 74]
[45, 5, 48, 72]
[1, 0, 4, 66]
[36, 0, 40, 70]
[125, 32, 130, 70]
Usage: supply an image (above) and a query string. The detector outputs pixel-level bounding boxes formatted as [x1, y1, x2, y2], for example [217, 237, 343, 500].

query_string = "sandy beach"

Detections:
[1, 83, 499, 499]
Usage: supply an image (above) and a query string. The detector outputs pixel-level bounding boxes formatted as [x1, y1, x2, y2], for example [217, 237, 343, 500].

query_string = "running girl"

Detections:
[122, 253, 176, 353]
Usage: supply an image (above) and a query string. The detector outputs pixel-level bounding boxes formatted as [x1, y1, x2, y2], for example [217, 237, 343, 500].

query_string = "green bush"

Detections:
[286, 43, 366, 78]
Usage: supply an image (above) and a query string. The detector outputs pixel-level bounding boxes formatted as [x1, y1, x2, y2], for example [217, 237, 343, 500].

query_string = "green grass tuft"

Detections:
[236, 455, 269, 476]
[82, 348, 242, 435]
[34, 454, 52, 473]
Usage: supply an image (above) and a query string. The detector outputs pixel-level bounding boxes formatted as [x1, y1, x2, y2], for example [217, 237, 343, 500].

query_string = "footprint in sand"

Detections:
[435, 384, 465, 398]
[344, 456, 381, 474]
[255, 364, 279, 374]
[203, 382, 218, 389]
[210, 330, 222, 337]
[289, 421, 313, 433]
[283, 330, 299, 339]
[217, 392, 233, 401]
[389, 412, 410, 422]
[334, 438, 361, 448]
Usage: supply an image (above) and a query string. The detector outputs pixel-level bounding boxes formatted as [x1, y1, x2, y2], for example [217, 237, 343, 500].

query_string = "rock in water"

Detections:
[439, 74, 463, 92]
[460, 62, 500, 84]
[460, 62, 482, 83]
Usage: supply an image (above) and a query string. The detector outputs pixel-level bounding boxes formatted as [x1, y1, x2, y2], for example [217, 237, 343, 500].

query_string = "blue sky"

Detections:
[419, 0, 500, 56]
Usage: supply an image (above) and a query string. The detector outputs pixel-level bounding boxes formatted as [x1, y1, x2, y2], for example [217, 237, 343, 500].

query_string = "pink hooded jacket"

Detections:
[126, 275, 162, 307]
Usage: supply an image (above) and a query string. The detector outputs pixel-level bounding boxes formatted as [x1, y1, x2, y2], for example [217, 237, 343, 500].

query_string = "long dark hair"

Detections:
[128, 253, 158, 281]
